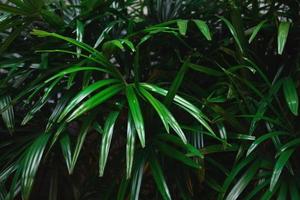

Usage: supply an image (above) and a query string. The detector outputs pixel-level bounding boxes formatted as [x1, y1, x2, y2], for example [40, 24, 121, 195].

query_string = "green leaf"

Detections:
[283, 77, 298, 116]
[94, 20, 121, 48]
[246, 131, 287, 156]
[149, 156, 172, 200]
[219, 154, 256, 199]
[0, 95, 14, 132]
[193, 19, 212, 40]
[126, 114, 136, 179]
[117, 176, 129, 200]
[277, 138, 300, 156]
[31, 30, 111, 68]
[130, 156, 145, 200]
[248, 20, 267, 43]
[278, 22, 291, 55]
[141, 83, 215, 137]
[76, 20, 84, 58]
[156, 140, 200, 168]
[164, 60, 189, 108]
[126, 85, 145, 147]
[60, 133, 72, 174]
[187, 62, 223, 76]
[225, 160, 260, 200]
[219, 16, 244, 53]
[99, 111, 119, 176]
[46, 94, 71, 130]
[45, 66, 109, 83]
[70, 113, 96, 173]
[121, 39, 136, 52]
[177, 19, 188, 36]
[21, 133, 50, 200]
[156, 134, 203, 158]
[270, 149, 294, 191]
[139, 87, 187, 144]
[58, 79, 119, 122]
[67, 84, 123, 122]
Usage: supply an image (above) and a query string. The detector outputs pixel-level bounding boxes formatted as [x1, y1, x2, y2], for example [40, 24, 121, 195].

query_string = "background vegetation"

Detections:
[1, 0, 300, 199]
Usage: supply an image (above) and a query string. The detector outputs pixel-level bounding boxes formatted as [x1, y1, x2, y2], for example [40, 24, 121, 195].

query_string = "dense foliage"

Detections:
[1, 0, 300, 199]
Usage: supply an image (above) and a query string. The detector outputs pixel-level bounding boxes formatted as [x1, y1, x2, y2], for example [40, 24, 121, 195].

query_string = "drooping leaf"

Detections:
[70, 113, 96, 173]
[139, 87, 187, 144]
[193, 19, 212, 40]
[278, 22, 291, 55]
[270, 149, 294, 191]
[156, 140, 200, 168]
[246, 131, 287, 156]
[126, 85, 145, 147]
[58, 79, 119, 122]
[0, 95, 14, 132]
[66, 84, 123, 122]
[141, 83, 215, 137]
[126, 114, 136, 179]
[283, 77, 298, 116]
[149, 156, 172, 200]
[21, 133, 50, 200]
[248, 20, 267, 43]
[76, 20, 84, 58]
[177, 19, 188, 36]
[225, 160, 260, 200]
[99, 111, 119, 176]
[130, 156, 145, 200]
[219, 16, 244, 53]
[164, 60, 189, 108]
[60, 133, 72, 174]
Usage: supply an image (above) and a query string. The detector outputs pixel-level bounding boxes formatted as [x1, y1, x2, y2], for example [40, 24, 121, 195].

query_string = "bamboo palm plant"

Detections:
[1, 0, 300, 199]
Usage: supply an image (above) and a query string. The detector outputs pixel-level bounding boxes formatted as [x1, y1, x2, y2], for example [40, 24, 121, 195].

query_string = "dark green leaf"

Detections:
[149, 156, 172, 200]
[99, 111, 119, 176]
[283, 77, 298, 116]
[270, 149, 294, 191]
[126, 85, 145, 147]
[193, 19, 212, 40]
[278, 22, 290, 55]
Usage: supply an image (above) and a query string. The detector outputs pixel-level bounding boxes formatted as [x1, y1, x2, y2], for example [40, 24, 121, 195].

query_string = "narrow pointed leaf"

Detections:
[70, 113, 96, 173]
[21, 133, 50, 200]
[126, 85, 145, 147]
[177, 19, 188, 36]
[58, 79, 119, 122]
[249, 20, 267, 43]
[60, 133, 72, 174]
[219, 16, 244, 53]
[283, 77, 298, 116]
[149, 157, 172, 200]
[225, 160, 260, 200]
[130, 156, 145, 200]
[246, 131, 287, 156]
[126, 114, 136, 179]
[270, 149, 294, 191]
[0, 95, 14, 132]
[67, 84, 123, 122]
[140, 87, 187, 143]
[193, 19, 212, 40]
[278, 22, 290, 55]
[45, 66, 108, 83]
[99, 111, 119, 176]
[141, 83, 215, 136]
[156, 141, 200, 168]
